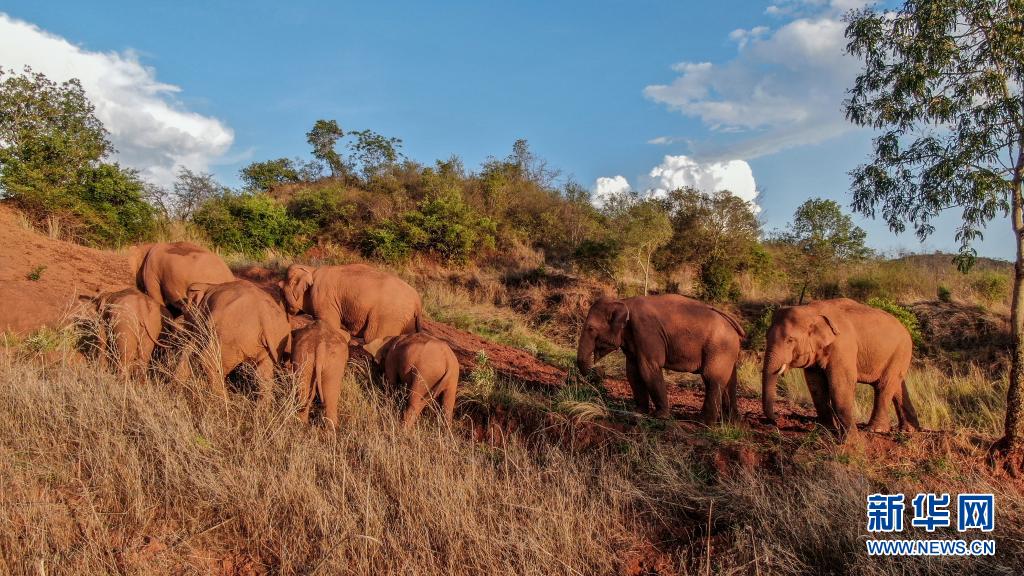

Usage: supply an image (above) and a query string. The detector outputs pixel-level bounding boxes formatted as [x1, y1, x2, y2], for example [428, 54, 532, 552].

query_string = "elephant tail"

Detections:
[710, 306, 746, 339]
[414, 309, 423, 333]
[313, 340, 327, 407]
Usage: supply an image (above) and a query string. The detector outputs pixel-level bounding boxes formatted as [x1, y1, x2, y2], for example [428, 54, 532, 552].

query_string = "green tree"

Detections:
[171, 167, 227, 220]
[783, 198, 870, 303]
[0, 67, 152, 245]
[348, 129, 403, 180]
[307, 119, 345, 177]
[845, 0, 1024, 468]
[192, 192, 310, 256]
[239, 158, 303, 191]
[654, 188, 762, 301]
[603, 191, 673, 294]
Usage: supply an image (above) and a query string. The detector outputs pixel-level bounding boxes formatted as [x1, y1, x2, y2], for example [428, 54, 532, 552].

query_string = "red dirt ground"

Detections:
[0, 206, 131, 334]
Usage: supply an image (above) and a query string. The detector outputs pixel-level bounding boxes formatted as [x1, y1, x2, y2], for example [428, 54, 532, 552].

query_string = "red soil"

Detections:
[0, 206, 131, 334]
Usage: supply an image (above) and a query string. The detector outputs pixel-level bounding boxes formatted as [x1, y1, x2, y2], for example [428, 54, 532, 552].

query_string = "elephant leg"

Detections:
[625, 359, 651, 415]
[295, 361, 315, 424]
[254, 355, 275, 406]
[892, 380, 920, 433]
[866, 382, 896, 433]
[825, 366, 859, 440]
[638, 361, 670, 419]
[320, 372, 342, 430]
[701, 357, 737, 425]
[441, 381, 458, 424]
[723, 365, 740, 423]
[804, 367, 836, 429]
[401, 373, 430, 429]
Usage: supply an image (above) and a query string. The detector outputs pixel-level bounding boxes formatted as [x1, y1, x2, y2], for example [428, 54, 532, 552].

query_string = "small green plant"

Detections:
[971, 271, 1008, 307]
[463, 350, 497, 402]
[867, 297, 923, 347]
[937, 285, 952, 302]
[26, 265, 46, 281]
[747, 304, 776, 351]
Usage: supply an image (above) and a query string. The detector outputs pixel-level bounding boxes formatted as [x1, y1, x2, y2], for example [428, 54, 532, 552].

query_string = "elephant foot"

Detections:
[652, 408, 672, 420]
[866, 420, 892, 434]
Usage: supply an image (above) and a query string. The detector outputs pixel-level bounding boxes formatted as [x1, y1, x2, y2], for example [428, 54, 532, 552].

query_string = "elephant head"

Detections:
[761, 306, 839, 422]
[576, 297, 630, 377]
[280, 264, 316, 316]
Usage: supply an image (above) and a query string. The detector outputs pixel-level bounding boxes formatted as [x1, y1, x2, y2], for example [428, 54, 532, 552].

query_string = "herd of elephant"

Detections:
[80, 241, 458, 428]
[81, 241, 920, 439]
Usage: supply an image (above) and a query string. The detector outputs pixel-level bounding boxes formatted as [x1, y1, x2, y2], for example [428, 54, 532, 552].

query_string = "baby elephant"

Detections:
[363, 333, 460, 428]
[290, 321, 351, 428]
[80, 288, 167, 377]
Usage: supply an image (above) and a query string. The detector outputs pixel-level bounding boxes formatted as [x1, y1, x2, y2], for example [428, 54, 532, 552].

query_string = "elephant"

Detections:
[79, 288, 168, 377]
[761, 298, 920, 438]
[289, 321, 351, 428]
[175, 280, 291, 402]
[280, 263, 423, 341]
[129, 242, 235, 315]
[577, 295, 746, 424]
[363, 333, 460, 428]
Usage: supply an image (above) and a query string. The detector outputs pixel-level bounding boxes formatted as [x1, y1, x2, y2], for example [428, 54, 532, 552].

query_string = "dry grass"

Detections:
[1, 327, 1022, 575]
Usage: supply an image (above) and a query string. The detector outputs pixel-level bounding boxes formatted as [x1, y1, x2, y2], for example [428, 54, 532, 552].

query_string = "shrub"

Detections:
[971, 271, 1008, 307]
[192, 193, 310, 256]
[362, 223, 411, 263]
[361, 193, 496, 263]
[747, 305, 777, 351]
[867, 297, 923, 347]
[937, 285, 952, 303]
[698, 259, 741, 303]
[847, 275, 883, 300]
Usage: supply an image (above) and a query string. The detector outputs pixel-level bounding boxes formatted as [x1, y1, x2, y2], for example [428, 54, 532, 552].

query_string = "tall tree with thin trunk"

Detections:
[844, 0, 1024, 473]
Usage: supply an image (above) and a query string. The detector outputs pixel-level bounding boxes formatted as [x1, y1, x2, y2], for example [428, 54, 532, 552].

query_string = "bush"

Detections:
[971, 272, 1008, 307]
[867, 297, 923, 347]
[361, 193, 496, 263]
[193, 193, 310, 256]
[937, 285, 952, 302]
[362, 223, 411, 263]
[698, 259, 741, 302]
[847, 275, 883, 300]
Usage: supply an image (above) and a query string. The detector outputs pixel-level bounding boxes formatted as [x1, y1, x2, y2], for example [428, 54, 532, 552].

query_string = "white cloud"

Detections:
[647, 155, 758, 208]
[592, 156, 758, 210]
[643, 1, 872, 160]
[0, 13, 233, 186]
[592, 175, 631, 207]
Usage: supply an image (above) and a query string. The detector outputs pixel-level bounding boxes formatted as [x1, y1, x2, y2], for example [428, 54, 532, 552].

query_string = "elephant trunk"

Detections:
[762, 350, 787, 423]
[576, 334, 596, 377]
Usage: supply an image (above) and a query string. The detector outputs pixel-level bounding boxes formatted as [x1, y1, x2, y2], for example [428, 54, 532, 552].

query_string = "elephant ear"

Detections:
[810, 314, 840, 349]
[608, 301, 630, 338]
[337, 329, 352, 344]
[363, 336, 395, 363]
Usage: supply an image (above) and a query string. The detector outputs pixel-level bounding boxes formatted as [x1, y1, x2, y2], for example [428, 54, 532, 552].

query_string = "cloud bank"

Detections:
[0, 13, 233, 186]
[592, 156, 758, 210]
[643, 0, 869, 160]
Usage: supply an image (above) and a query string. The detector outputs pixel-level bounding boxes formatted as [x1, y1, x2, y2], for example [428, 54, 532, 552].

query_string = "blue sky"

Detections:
[0, 1, 1013, 259]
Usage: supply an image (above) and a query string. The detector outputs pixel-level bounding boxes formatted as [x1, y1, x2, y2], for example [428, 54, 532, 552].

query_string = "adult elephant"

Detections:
[577, 295, 746, 424]
[129, 242, 235, 315]
[761, 298, 919, 438]
[176, 280, 291, 402]
[280, 264, 422, 341]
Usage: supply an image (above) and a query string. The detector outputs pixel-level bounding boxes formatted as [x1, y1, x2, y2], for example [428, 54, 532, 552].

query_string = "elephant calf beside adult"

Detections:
[761, 298, 920, 439]
[577, 294, 746, 425]
[280, 263, 423, 342]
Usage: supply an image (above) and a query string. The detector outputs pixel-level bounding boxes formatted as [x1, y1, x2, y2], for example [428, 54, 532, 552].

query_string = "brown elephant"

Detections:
[176, 280, 291, 402]
[280, 263, 422, 341]
[363, 333, 460, 428]
[289, 321, 351, 428]
[79, 288, 168, 377]
[577, 295, 746, 424]
[129, 242, 235, 314]
[761, 298, 919, 438]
